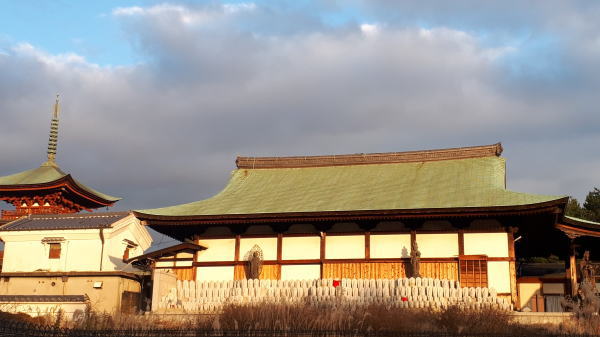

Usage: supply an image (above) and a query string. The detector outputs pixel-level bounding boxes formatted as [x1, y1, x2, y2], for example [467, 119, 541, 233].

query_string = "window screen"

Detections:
[459, 255, 488, 288]
[49, 243, 61, 259]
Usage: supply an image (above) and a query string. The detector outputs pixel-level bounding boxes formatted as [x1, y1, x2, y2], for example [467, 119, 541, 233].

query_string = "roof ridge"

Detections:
[26, 211, 129, 220]
[236, 143, 503, 169]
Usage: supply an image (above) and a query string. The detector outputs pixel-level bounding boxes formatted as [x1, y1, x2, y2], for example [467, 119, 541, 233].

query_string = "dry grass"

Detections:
[0, 310, 49, 325]
[1, 303, 589, 335]
[559, 282, 600, 335]
[217, 303, 547, 334]
[66, 306, 212, 330]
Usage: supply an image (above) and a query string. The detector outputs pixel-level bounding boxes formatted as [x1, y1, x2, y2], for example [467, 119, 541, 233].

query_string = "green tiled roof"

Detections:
[0, 162, 120, 202]
[139, 155, 564, 217]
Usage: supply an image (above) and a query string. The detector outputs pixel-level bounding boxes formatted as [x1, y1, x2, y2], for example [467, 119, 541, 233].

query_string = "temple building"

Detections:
[0, 96, 120, 224]
[0, 98, 150, 315]
[134, 143, 579, 310]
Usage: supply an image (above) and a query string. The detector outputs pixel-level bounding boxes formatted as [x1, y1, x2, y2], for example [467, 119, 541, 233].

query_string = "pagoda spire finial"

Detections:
[46, 94, 60, 164]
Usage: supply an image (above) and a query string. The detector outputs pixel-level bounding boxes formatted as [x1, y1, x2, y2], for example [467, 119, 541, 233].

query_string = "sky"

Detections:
[0, 1, 599, 247]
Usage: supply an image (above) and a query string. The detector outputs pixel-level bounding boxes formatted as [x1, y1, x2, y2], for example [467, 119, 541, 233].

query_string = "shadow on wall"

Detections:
[108, 255, 129, 271]
[402, 247, 409, 258]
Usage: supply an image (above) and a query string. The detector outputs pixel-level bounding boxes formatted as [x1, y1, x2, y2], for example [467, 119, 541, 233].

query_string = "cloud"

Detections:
[360, 23, 379, 36]
[113, 3, 256, 26]
[0, 1, 599, 219]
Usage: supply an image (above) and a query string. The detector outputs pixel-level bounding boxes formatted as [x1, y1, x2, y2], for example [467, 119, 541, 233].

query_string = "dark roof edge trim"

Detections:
[236, 143, 503, 169]
[0, 175, 119, 205]
[135, 197, 568, 225]
[126, 242, 206, 263]
[558, 216, 600, 238]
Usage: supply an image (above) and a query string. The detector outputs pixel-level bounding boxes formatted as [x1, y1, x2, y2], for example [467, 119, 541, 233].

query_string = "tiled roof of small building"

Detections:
[0, 295, 88, 303]
[0, 212, 130, 232]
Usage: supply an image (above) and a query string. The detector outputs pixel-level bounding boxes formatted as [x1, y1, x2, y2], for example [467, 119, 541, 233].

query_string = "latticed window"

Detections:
[459, 255, 488, 288]
[48, 243, 61, 259]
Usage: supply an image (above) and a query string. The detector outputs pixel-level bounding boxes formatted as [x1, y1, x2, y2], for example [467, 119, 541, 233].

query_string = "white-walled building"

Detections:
[0, 212, 152, 314]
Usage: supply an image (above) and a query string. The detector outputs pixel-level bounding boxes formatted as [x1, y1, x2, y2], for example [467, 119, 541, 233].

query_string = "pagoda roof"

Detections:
[135, 143, 567, 223]
[0, 161, 120, 204]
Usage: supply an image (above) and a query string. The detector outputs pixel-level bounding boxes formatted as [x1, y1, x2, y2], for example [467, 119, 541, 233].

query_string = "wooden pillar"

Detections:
[507, 227, 519, 309]
[569, 238, 578, 297]
[320, 232, 326, 278]
[192, 235, 199, 281]
[458, 230, 465, 256]
[234, 235, 241, 262]
[277, 233, 283, 262]
[365, 232, 371, 260]
[410, 230, 416, 247]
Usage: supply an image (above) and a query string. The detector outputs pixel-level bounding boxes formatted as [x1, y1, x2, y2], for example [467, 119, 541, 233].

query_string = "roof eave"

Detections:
[125, 242, 207, 263]
[557, 216, 600, 238]
[0, 175, 120, 206]
[135, 197, 568, 226]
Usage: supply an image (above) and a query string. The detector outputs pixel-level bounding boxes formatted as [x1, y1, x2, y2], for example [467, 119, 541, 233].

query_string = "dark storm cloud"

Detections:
[0, 1, 599, 218]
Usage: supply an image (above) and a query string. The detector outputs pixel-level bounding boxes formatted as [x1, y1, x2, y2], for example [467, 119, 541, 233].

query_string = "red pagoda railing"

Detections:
[1, 207, 63, 221]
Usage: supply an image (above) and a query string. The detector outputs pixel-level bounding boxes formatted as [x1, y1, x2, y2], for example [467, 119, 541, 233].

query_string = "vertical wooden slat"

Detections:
[507, 228, 519, 309]
[234, 265, 245, 280]
[322, 262, 419, 279]
[458, 230, 465, 256]
[175, 268, 195, 281]
[234, 235, 241, 262]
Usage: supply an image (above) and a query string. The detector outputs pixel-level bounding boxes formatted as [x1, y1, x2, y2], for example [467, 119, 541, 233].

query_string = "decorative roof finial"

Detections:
[46, 94, 60, 163]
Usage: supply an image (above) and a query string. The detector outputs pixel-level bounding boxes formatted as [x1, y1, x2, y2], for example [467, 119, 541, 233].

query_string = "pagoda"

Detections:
[0, 96, 120, 222]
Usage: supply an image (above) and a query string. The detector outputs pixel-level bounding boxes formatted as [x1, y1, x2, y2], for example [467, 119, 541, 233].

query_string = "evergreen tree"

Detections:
[566, 197, 586, 218]
[583, 187, 600, 222]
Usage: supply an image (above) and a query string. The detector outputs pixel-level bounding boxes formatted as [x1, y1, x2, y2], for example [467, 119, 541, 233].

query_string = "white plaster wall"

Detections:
[488, 261, 511, 293]
[0, 215, 152, 273]
[519, 283, 541, 308]
[103, 227, 145, 272]
[196, 266, 235, 281]
[464, 233, 509, 257]
[152, 269, 177, 312]
[176, 252, 194, 258]
[196, 239, 235, 262]
[281, 264, 321, 280]
[282, 236, 320, 260]
[174, 261, 193, 267]
[370, 234, 411, 258]
[325, 235, 365, 259]
[2, 240, 51, 272]
[415, 234, 458, 258]
[99, 215, 152, 271]
[239, 237, 277, 261]
[1, 233, 103, 272]
[66, 239, 103, 271]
